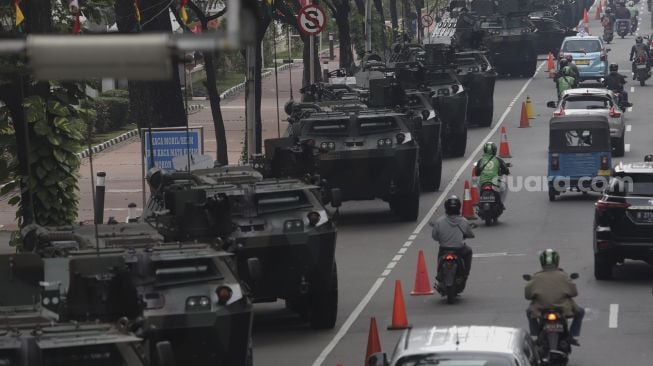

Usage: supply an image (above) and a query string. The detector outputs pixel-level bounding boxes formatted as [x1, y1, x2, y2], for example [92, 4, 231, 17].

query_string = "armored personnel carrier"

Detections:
[268, 86, 421, 221]
[143, 166, 339, 329]
[5, 222, 254, 366]
[452, 0, 538, 77]
[453, 49, 497, 127]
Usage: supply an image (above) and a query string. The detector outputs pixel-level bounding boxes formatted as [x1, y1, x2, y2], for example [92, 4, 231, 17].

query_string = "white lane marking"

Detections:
[107, 189, 142, 193]
[398, 247, 408, 254]
[625, 144, 631, 152]
[403, 241, 413, 247]
[631, 86, 635, 93]
[387, 261, 397, 269]
[473, 252, 526, 258]
[392, 255, 403, 262]
[311, 61, 547, 366]
[408, 234, 417, 240]
[381, 269, 391, 277]
[626, 124, 632, 132]
[609, 304, 619, 328]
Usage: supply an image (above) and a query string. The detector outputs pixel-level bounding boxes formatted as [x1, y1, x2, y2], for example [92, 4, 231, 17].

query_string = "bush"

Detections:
[95, 96, 129, 133]
[100, 89, 129, 99]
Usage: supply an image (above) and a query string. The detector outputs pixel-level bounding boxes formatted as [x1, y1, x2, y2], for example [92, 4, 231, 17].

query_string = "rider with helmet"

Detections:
[601, 7, 616, 30]
[604, 63, 631, 106]
[615, 0, 631, 19]
[564, 55, 580, 81]
[474, 142, 511, 207]
[630, 36, 651, 78]
[525, 249, 585, 346]
[431, 196, 475, 279]
[556, 66, 577, 99]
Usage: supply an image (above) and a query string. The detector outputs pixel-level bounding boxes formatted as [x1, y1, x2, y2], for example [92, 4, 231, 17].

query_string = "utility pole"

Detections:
[365, 0, 372, 52]
[309, 0, 315, 85]
[245, 43, 257, 163]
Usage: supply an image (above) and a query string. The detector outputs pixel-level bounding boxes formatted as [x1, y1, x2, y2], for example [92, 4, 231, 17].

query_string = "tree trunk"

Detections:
[115, 0, 186, 129]
[255, 16, 272, 154]
[373, 0, 387, 55]
[389, 0, 399, 41]
[334, 10, 354, 70]
[415, 0, 424, 41]
[300, 34, 323, 89]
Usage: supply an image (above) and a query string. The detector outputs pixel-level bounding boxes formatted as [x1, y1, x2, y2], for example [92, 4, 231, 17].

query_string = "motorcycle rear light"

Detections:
[482, 184, 493, 190]
[444, 254, 456, 260]
[609, 107, 621, 118]
[600, 155, 609, 170]
[595, 200, 630, 211]
[554, 108, 565, 117]
[546, 313, 558, 321]
[216, 286, 233, 305]
[551, 154, 560, 170]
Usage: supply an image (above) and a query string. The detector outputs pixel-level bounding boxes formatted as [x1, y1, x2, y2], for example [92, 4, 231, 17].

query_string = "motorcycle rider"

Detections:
[525, 249, 585, 346]
[601, 7, 616, 30]
[627, 1, 638, 31]
[474, 142, 510, 208]
[615, 0, 631, 19]
[565, 54, 580, 81]
[431, 196, 475, 280]
[556, 66, 577, 99]
[604, 63, 631, 106]
[630, 36, 651, 79]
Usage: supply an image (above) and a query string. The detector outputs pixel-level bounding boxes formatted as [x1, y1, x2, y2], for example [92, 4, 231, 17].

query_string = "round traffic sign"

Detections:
[422, 15, 434, 27]
[297, 4, 326, 36]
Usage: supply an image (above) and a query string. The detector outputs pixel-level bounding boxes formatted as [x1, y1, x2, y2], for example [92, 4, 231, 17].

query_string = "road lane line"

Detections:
[381, 269, 391, 277]
[403, 241, 413, 247]
[311, 61, 547, 366]
[392, 255, 403, 261]
[631, 86, 635, 93]
[398, 247, 408, 254]
[609, 304, 619, 328]
[625, 144, 631, 152]
[408, 234, 417, 240]
[626, 124, 632, 132]
[387, 261, 397, 269]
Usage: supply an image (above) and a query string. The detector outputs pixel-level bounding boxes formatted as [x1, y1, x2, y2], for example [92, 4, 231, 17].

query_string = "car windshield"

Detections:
[610, 174, 653, 196]
[396, 352, 514, 366]
[562, 40, 602, 53]
[562, 96, 613, 109]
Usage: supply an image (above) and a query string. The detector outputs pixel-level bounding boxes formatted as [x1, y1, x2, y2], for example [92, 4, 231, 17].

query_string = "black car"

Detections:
[529, 16, 577, 55]
[594, 162, 653, 279]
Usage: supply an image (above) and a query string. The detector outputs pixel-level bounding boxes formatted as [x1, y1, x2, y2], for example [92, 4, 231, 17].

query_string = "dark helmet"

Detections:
[565, 54, 573, 62]
[444, 195, 462, 215]
[609, 63, 619, 72]
[539, 249, 560, 268]
[483, 141, 497, 156]
[636, 36, 643, 44]
[645, 154, 653, 162]
[559, 59, 569, 68]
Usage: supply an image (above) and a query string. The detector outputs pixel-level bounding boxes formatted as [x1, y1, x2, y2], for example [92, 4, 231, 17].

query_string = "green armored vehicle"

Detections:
[4, 223, 254, 366]
[143, 166, 339, 329]
[453, 49, 497, 127]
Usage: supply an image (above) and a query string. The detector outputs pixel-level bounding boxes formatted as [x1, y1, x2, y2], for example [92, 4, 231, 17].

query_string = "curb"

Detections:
[76, 129, 139, 159]
[219, 62, 296, 100]
[187, 104, 204, 114]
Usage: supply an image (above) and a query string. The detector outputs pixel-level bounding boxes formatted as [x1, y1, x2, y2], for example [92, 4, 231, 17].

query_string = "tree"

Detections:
[389, 0, 399, 41]
[115, 0, 187, 129]
[323, 0, 355, 70]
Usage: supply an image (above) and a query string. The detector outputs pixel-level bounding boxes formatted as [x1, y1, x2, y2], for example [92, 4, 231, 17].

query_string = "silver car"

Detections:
[373, 325, 542, 366]
[547, 88, 626, 157]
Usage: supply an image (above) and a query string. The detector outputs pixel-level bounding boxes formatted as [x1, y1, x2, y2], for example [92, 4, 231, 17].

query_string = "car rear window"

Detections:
[609, 174, 653, 196]
[562, 40, 602, 53]
[396, 352, 514, 366]
[562, 96, 613, 109]
[308, 119, 349, 136]
[358, 117, 400, 135]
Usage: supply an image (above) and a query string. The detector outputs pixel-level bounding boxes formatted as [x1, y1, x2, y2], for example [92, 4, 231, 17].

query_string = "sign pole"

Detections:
[364, 0, 372, 52]
[297, 3, 326, 86]
[309, 0, 315, 85]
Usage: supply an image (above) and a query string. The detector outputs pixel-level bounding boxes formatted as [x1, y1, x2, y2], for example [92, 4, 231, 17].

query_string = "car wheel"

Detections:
[613, 136, 625, 157]
[396, 175, 420, 221]
[420, 144, 443, 192]
[448, 125, 468, 157]
[308, 262, 338, 329]
[478, 105, 494, 127]
[594, 253, 615, 280]
[548, 186, 556, 201]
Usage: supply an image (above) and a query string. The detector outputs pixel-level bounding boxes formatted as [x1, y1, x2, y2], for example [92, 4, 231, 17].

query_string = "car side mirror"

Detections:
[570, 272, 579, 280]
[546, 101, 557, 108]
[506, 162, 513, 168]
[247, 258, 262, 282]
[367, 352, 389, 366]
[522, 274, 532, 281]
[330, 188, 343, 208]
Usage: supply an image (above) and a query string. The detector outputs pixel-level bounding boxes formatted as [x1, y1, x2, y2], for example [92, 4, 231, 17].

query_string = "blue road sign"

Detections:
[143, 129, 203, 171]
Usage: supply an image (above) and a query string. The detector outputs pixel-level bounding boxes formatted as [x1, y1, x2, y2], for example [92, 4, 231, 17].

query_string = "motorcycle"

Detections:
[616, 18, 631, 38]
[435, 251, 467, 304]
[603, 26, 614, 43]
[634, 55, 651, 86]
[474, 163, 511, 226]
[523, 272, 580, 365]
[631, 13, 638, 34]
[600, 78, 630, 111]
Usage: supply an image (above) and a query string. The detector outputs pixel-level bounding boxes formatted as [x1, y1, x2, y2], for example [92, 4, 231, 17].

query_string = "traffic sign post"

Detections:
[141, 127, 204, 171]
[297, 3, 326, 85]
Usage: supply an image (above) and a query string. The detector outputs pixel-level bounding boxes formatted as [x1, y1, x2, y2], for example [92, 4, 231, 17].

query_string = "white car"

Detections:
[547, 88, 626, 156]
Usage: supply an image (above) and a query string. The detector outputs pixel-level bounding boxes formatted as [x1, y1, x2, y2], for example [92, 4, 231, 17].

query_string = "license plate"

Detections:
[544, 323, 564, 332]
[597, 169, 611, 176]
[635, 211, 653, 223]
[480, 194, 495, 202]
[637, 65, 648, 69]
[575, 60, 589, 65]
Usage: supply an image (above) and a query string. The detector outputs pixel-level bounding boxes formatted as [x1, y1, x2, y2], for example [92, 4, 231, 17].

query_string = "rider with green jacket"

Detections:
[474, 142, 511, 207]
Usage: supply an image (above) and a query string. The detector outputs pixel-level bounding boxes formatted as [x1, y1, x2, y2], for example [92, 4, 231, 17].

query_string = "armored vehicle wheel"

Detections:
[309, 262, 338, 329]
[421, 145, 443, 191]
[448, 125, 468, 157]
[395, 178, 420, 221]
[477, 106, 494, 127]
[155, 341, 175, 366]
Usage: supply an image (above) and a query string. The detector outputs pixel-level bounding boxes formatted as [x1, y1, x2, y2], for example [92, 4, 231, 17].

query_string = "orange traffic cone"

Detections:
[470, 166, 480, 205]
[498, 126, 512, 158]
[388, 280, 411, 330]
[462, 180, 477, 220]
[547, 52, 555, 78]
[365, 317, 383, 366]
[583, 8, 589, 24]
[595, 2, 602, 19]
[519, 102, 531, 128]
[411, 250, 434, 296]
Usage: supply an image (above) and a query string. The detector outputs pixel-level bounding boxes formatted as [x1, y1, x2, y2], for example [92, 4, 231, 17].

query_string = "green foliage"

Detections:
[13, 94, 84, 226]
[100, 89, 129, 98]
[349, 7, 392, 59]
[94, 96, 129, 133]
[0, 105, 16, 185]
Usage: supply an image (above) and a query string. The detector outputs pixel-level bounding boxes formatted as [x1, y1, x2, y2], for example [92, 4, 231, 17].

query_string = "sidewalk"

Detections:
[0, 53, 343, 230]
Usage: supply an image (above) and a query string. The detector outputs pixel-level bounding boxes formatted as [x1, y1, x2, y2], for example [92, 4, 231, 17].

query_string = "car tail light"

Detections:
[553, 108, 565, 117]
[216, 286, 233, 305]
[596, 240, 612, 249]
[551, 153, 559, 170]
[609, 107, 621, 118]
[482, 184, 493, 191]
[444, 254, 456, 261]
[546, 312, 558, 321]
[600, 155, 609, 170]
[595, 199, 630, 211]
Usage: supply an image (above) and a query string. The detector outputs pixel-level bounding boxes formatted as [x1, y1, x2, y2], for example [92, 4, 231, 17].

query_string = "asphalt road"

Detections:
[252, 4, 653, 366]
